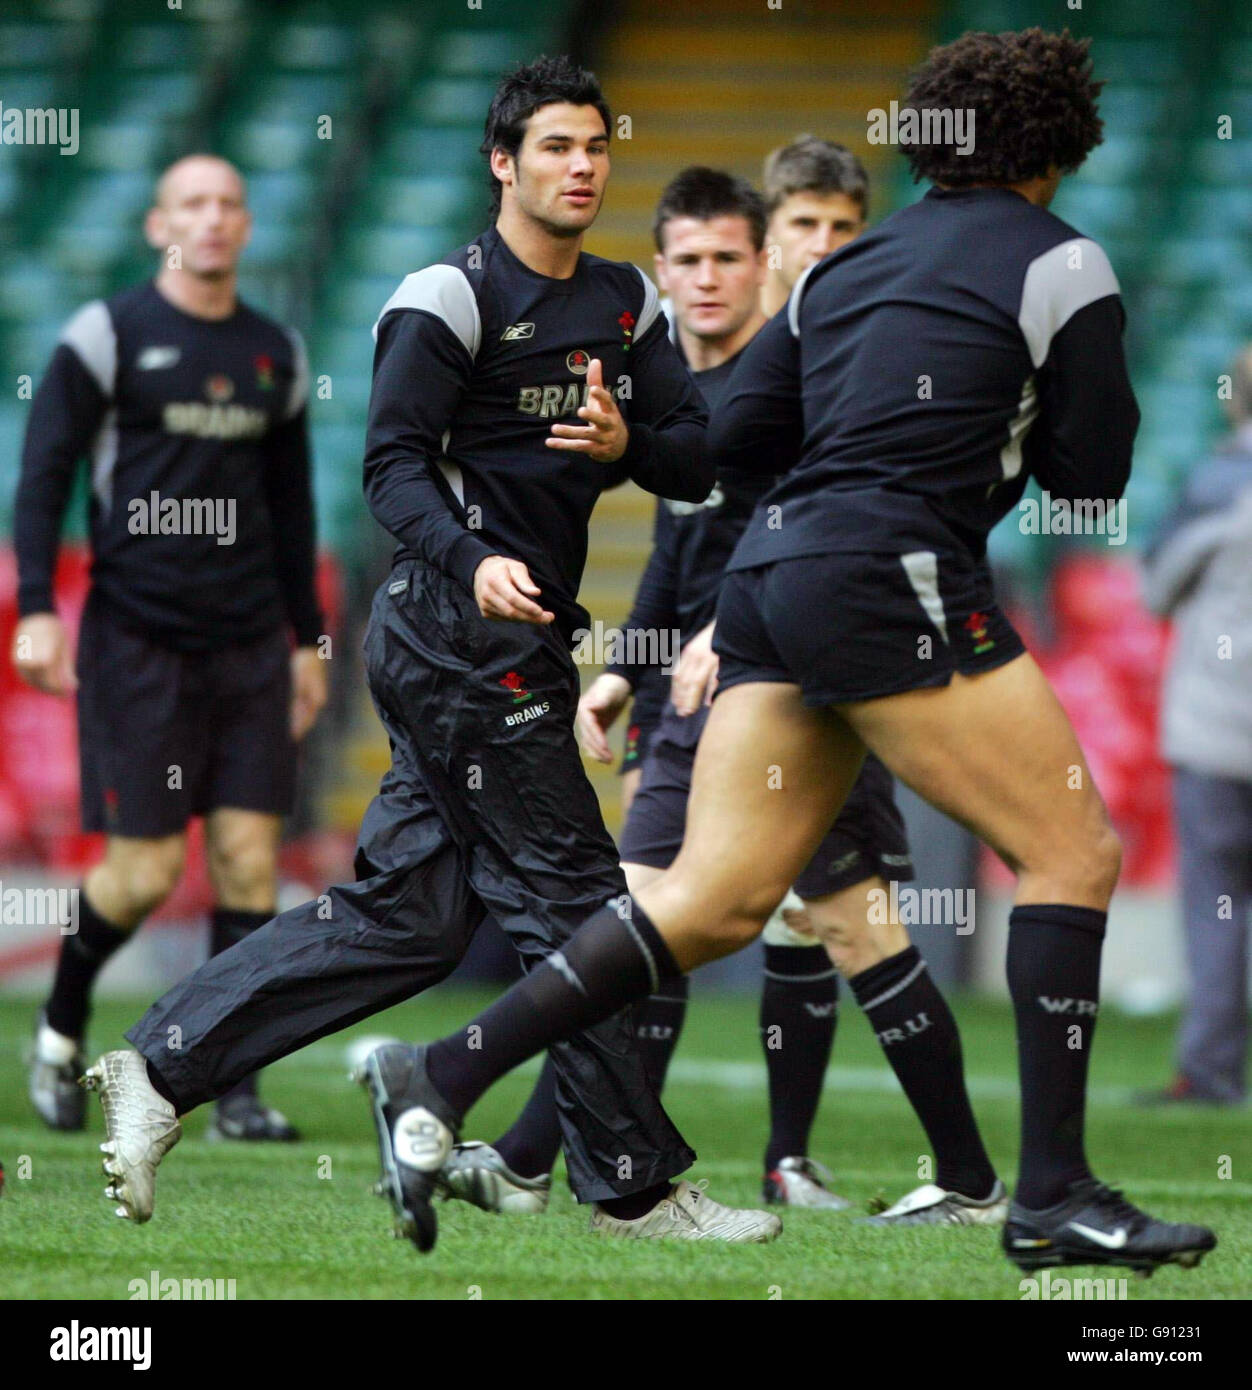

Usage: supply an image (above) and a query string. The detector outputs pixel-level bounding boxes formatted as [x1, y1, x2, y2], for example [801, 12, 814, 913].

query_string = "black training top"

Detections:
[363, 223, 712, 646]
[711, 185, 1140, 569]
[608, 345, 775, 698]
[15, 280, 321, 650]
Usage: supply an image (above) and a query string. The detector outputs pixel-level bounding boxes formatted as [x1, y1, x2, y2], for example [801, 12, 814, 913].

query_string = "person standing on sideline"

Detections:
[15, 154, 327, 1142]
[1140, 344, 1252, 1106]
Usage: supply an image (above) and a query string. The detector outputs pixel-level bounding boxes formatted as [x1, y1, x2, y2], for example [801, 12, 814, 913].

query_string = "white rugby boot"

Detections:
[589, 1178, 782, 1242]
[81, 1050, 181, 1223]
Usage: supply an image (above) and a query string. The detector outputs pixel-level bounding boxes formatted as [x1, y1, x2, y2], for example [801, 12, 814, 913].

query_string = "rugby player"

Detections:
[82, 57, 778, 1249]
[440, 165, 1003, 1226]
[609, 135, 868, 810]
[15, 154, 325, 1143]
[343, 30, 1217, 1273]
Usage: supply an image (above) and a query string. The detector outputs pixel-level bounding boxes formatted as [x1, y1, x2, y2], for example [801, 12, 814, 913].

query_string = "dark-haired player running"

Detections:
[83, 56, 779, 1250]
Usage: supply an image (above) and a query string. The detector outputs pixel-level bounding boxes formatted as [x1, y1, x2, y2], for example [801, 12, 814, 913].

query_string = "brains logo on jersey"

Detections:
[498, 670, 533, 703]
[254, 354, 275, 390]
[204, 374, 234, 404]
[566, 349, 590, 375]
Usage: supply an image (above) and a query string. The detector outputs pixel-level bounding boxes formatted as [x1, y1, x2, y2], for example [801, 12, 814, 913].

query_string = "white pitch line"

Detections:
[290, 1042, 1176, 1108]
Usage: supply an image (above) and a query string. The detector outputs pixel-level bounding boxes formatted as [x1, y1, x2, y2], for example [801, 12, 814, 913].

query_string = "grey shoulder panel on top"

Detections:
[59, 300, 116, 398]
[1018, 238, 1120, 369]
[659, 293, 677, 344]
[634, 266, 662, 338]
[372, 264, 482, 357]
[284, 326, 309, 420]
[787, 263, 818, 338]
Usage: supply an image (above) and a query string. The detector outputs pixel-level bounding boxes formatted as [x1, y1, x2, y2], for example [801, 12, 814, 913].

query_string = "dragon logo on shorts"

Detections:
[498, 671, 533, 703]
[963, 611, 995, 655]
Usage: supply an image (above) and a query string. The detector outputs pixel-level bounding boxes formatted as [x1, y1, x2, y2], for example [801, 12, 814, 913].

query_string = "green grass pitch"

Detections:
[1, 990, 1247, 1300]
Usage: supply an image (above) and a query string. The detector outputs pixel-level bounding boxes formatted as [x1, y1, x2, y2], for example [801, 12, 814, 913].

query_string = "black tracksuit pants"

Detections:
[127, 560, 695, 1202]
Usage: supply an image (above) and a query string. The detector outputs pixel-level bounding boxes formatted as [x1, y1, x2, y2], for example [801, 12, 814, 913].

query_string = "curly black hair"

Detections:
[900, 28, 1104, 186]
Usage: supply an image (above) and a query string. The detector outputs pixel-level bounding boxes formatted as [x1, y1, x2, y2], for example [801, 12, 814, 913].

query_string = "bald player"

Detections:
[15, 154, 327, 1141]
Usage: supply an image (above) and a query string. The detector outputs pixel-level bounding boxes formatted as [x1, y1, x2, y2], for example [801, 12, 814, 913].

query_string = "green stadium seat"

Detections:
[415, 79, 500, 126]
[437, 30, 535, 76]
[341, 226, 450, 278]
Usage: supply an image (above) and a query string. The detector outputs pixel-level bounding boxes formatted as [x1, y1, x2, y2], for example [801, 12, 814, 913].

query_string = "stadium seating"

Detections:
[2, 0, 1244, 864]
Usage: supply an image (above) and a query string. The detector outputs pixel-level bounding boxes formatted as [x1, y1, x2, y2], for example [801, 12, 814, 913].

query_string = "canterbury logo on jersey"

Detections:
[516, 381, 624, 420]
[665, 483, 725, 516]
[162, 402, 268, 439]
[501, 322, 535, 341]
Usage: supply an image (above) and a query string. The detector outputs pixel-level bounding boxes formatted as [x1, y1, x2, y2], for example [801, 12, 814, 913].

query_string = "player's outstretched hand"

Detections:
[545, 358, 628, 463]
[12, 612, 77, 696]
[473, 555, 555, 625]
[576, 671, 633, 764]
[290, 646, 328, 741]
[671, 620, 718, 716]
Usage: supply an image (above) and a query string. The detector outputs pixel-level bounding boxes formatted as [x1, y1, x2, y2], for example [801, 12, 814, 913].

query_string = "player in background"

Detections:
[15, 155, 326, 1143]
[439, 167, 1003, 1225]
[760, 135, 868, 317]
[83, 57, 779, 1251]
[336, 30, 1216, 1275]
[604, 135, 868, 813]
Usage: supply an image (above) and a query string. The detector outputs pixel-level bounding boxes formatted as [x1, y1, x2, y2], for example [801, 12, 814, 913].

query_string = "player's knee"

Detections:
[1031, 809, 1122, 905]
[122, 843, 186, 915]
[1078, 819, 1122, 902]
[807, 907, 873, 976]
[209, 841, 277, 904]
[812, 914, 863, 975]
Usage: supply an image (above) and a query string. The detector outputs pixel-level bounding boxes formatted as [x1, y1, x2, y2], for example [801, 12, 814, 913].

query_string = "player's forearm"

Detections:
[273, 539, 323, 648]
[621, 418, 713, 502]
[707, 393, 804, 477]
[15, 443, 81, 617]
[264, 411, 323, 646]
[605, 538, 680, 687]
[15, 346, 107, 615]
[363, 456, 495, 590]
[15, 496, 69, 616]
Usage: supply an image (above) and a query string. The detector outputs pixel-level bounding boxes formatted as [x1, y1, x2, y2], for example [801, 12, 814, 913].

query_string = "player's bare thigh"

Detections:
[838, 651, 1120, 910]
[637, 681, 866, 970]
[623, 861, 666, 897]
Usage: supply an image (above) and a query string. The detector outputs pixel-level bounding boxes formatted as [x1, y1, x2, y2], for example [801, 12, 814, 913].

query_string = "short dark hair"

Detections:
[762, 136, 869, 218]
[480, 55, 611, 213]
[900, 28, 1104, 186]
[652, 166, 767, 253]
